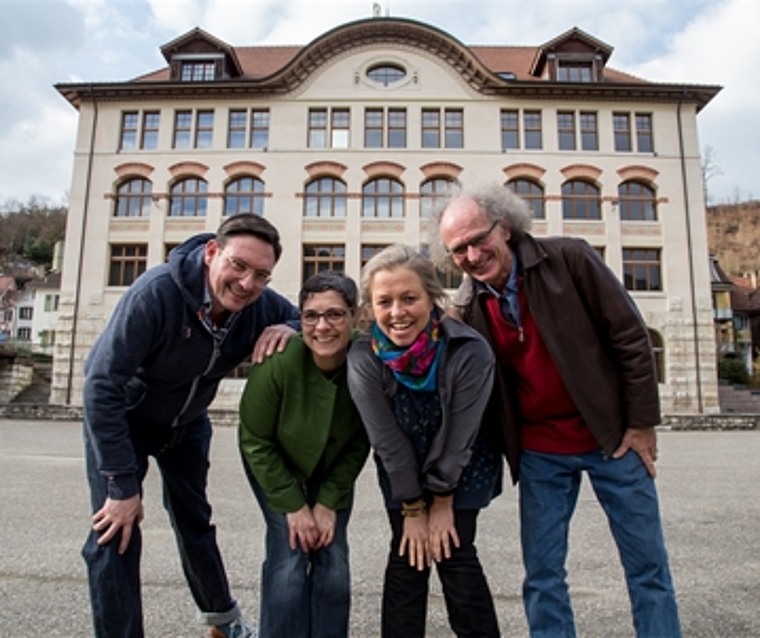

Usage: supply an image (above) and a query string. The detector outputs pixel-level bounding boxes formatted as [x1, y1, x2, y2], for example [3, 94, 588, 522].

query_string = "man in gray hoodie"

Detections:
[82, 214, 299, 638]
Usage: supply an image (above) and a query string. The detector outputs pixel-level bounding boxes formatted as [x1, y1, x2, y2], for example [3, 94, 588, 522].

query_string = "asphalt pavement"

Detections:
[1, 419, 758, 637]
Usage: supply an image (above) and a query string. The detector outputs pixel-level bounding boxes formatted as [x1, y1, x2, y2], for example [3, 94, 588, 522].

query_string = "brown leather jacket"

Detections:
[452, 233, 660, 483]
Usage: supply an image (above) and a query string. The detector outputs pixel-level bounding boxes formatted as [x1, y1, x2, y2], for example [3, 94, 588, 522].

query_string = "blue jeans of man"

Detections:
[82, 414, 240, 638]
[246, 465, 352, 638]
[519, 448, 681, 638]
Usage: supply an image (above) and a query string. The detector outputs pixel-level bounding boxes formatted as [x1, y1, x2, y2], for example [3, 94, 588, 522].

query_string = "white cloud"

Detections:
[0, 0, 756, 203]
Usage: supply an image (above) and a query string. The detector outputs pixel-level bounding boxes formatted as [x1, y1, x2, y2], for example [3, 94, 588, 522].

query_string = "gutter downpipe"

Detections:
[677, 88, 704, 413]
[66, 84, 98, 405]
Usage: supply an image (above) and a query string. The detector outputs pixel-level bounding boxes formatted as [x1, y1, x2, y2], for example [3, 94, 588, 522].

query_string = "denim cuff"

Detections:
[199, 600, 240, 626]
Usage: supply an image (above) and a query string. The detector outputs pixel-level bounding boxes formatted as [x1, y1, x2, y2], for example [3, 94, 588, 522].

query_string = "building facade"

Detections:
[54, 17, 721, 412]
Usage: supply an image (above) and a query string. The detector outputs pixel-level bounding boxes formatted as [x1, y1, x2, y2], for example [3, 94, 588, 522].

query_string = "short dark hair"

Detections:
[299, 271, 359, 310]
[215, 214, 283, 262]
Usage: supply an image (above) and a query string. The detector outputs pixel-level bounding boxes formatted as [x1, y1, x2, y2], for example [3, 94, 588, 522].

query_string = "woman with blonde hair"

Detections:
[348, 244, 502, 637]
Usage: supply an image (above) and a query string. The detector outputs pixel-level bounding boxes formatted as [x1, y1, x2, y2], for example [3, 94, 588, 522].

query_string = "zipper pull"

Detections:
[518, 326, 524, 342]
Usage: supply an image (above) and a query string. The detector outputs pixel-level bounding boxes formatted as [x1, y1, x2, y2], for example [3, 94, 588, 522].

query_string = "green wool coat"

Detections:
[239, 335, 370, 513]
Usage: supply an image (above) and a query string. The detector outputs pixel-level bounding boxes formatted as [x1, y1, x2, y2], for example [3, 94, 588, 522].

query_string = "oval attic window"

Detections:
[366, 63, 406, 86]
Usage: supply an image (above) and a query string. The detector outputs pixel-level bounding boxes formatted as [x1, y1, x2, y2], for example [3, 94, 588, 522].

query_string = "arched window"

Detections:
[618, 181, 657, 221]
[225, 177, 265, 216]
[115, 178, 152, 217]
[362, 177, 404, 218]
[304, 177, 347, 218]
[169, 178, 208, 217]
[649, 329, 665, 383]
[562, 180, 601, 219]
[420, 177, 456, 219]
[507, 179, 545, 219]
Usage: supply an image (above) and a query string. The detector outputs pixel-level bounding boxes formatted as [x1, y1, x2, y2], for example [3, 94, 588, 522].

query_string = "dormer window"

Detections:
[181, 61, 215, 81]
[557, 60, 593, 82]
[171, 53, 226, 81]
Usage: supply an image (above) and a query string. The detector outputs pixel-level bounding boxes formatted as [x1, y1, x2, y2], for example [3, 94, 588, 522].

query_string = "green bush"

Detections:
[718, 357, 750, 386]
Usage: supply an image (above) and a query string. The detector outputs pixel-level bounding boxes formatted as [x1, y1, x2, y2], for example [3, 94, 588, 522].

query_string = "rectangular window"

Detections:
[501, 109, 519, 150]
[422, 109, 440, 148]
[580, 111, 598, 151]
[623, 248, 662, 291]
[228, 109, 248, 149]
[388, 108, 407, 148]
[181, 61, 215, 81]
[636, 113, 654, 153]
[361, 244, 388, 268]
[141, 111, 160, 150]
[557, 61, 593, 82]
[614, 113, 632, 152]
[119, 112, 139, 151]
[557, 111, 576, 150]
[19, 307, 33, 320]
[331, 108, 350, 148]
[173, 110, 192, 149]
[44, 295, 53, 312]
[195, 110, 214, 149]
[308, 108, 328, 148]
[365, 108, 384, 148]
[444, 109, 463, 148]
[302, 245, 345, 284]
[251, 109, 270, 149]
[17, 327, 31, 341]
[109, 244, 148, 287]
[524, 110, 542, 149]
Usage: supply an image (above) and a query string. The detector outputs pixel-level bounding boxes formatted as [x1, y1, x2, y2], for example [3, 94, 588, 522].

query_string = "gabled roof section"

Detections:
[160, 26, 244, 77]
[530, 26, 613, 77]
[262, 17, 503, 92]
[54, 17, 721, 112]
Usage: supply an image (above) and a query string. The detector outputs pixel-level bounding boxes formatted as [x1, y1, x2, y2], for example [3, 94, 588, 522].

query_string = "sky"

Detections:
[1, 0, 757, 208]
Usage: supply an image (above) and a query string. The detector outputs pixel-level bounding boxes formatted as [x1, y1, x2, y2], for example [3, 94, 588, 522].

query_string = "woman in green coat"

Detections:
[239, 271, 370, 638]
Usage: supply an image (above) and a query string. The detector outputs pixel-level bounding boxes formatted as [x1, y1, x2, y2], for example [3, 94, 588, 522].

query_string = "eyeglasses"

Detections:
[446, 221, 499, 258]
[301, 308, 351, 326]
[223, 254, 272, 286]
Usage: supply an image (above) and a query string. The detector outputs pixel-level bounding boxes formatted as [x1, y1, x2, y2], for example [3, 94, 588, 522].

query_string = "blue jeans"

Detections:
[519, 448, 681, 638]
[246, 465, 352, 638]
[82, 415, 240, 638]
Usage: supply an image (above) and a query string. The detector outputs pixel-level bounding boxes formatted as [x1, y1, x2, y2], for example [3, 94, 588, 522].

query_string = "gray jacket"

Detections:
[347, 316, 495, 502]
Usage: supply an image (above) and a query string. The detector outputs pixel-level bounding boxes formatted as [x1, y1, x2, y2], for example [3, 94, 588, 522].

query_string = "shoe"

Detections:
[210, 616, 258, 638]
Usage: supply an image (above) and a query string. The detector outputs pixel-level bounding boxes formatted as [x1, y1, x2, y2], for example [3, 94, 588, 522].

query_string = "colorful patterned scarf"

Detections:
[371, 313, 444, 392]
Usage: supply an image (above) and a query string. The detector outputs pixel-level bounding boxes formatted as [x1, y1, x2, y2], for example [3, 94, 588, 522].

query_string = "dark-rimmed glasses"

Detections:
[446, 221, 499, 258]
[301, 308, 351, 326]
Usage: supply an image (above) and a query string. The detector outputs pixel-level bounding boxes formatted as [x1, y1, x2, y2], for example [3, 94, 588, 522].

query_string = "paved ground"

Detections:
[1, 419, 758, 637]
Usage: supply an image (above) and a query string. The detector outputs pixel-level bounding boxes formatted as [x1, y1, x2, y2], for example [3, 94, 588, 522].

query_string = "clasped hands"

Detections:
[399, 495, 460, 571]
[286, 503, 337, 552]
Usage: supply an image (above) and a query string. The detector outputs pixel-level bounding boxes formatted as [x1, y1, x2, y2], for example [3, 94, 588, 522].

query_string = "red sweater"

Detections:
[485, 294, 598, 455]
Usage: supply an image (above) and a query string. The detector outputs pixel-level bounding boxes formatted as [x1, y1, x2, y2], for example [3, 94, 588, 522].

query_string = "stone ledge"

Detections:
[0, 405, 757, 430]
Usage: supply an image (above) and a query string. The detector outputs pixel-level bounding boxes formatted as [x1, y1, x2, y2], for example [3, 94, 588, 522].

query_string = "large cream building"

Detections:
[53, 16, 721, 413]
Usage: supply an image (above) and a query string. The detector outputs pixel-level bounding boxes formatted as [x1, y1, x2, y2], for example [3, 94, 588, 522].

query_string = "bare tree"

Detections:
[701, 144, 724, 204]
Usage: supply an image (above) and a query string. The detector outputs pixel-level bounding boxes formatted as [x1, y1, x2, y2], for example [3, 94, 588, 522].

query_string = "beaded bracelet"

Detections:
[400, 498, 426, 518]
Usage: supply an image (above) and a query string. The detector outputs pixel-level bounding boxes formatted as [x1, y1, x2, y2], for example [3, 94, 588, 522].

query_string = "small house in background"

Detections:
[729, 273, 760, 376]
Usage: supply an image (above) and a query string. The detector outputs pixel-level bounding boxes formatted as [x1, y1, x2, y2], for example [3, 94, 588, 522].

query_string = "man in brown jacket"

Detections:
[431, 182, 681, 638]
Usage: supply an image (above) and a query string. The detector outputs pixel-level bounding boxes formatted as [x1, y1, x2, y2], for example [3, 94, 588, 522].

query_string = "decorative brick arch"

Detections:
[560, 163, 602, 182]
[114, 162, 154, 179]
[362, 161, 405, 179]
[617, 165, 659, 184]
[223, 161, 266, 178]
[304, 161, 348, 179]
[420, 162, 463, 180]
[502, 163, 546, 182]
[168, 161, 210, 178]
